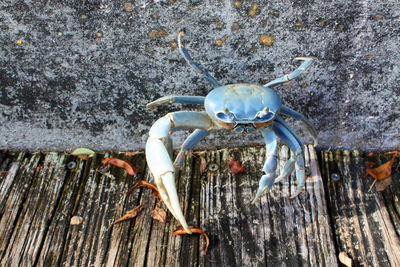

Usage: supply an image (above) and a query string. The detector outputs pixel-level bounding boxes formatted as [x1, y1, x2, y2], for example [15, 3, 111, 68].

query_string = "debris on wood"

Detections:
[70, 216, 84, 225]
[228, 157, 246, 174]
[96, 169, 116, 180]
[375, 176, 392, 192]
[71, 148, 96, 160]
[127, 180, 163, 202]
[151, 206, 167, 223]
[113, 205, 144, 224]
[125, 151, 142, 157]
[339, 251, 352, 267]
[199, 155, 207, 174]
[365, 151, 398, 180]
[102, 157, 138, 176]
[173, 226, 210, 256]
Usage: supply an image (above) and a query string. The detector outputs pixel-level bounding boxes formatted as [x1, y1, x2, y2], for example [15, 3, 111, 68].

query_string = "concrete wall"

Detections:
[1, 0, 399, 152]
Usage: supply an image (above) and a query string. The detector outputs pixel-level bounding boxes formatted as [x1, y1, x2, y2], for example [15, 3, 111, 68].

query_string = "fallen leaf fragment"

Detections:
[151, 206, 167, 223]
[365, 151, 398, 180]
[127, 180, 163, 202]
[199, 155, 207, 174]
[113, 205, 144, 224]
[70, 216, 84, 225]
[338, 251, 352, 267]
[173, 226, 210, 256]
[71, 148, 96, 160]
[228, 157, 246, 174]
[102, 157, 138, 176]
[125, 151, 141, 156]
[375, 176, 392, 192]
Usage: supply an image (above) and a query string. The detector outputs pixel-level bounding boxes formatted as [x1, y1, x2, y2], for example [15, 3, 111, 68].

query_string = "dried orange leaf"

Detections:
[113, 205, 144, 224]
[151, 206, 167, 223]
[102, 157, 138, 176]
[173, 226, 210, 256]
[127, 180, 163, 202]
[365, 151, 398, 180]
[228, 157, 246, 174]
[375, 176, 392, 192]
[199, 155, 207, 174]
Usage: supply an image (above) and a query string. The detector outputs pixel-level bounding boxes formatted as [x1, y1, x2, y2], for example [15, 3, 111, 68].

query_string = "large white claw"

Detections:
[146, 117, 192, 234]
[160, 172, 191, 233]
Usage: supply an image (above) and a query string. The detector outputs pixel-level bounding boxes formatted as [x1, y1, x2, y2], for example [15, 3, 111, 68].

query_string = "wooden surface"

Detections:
[0, 146, 399, 266]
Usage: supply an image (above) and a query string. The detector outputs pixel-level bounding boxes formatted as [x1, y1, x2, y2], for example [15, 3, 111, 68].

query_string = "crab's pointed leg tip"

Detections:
[289, 187, 303, 199]
[251, 186, 272, 204]
[274, 176, 283, 184]
[251, 191, 262, 205]
[313, 139, 318, 147]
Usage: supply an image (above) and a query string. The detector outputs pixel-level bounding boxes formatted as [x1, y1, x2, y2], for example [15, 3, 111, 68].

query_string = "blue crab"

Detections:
[145, 31, 317, 233]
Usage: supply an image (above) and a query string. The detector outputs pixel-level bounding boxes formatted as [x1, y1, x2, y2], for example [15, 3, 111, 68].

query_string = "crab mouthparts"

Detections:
[233, 123, 256, 133]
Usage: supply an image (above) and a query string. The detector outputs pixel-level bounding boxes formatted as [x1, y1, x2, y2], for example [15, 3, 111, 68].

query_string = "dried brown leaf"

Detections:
[102, 157, 138, 176]
[173, 226, 210, 256]
[113, 205, 144, 224]
[228, 157, 246, 174]
[375, 176, 392, 191]
[127, 180, 163, 202]
[199, 155, 207, 174]
[365, 151, 398, 180]
[151, 206, 167, 223]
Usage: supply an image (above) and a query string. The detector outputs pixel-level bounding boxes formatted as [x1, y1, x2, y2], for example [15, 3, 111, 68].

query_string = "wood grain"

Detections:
[0, 146, 399, 266]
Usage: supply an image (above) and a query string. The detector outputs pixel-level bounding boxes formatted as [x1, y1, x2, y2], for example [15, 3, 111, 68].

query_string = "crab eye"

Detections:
[257, 112, 274, 121]
[216, 110, 235, 121]
[256, 108, 275, 121]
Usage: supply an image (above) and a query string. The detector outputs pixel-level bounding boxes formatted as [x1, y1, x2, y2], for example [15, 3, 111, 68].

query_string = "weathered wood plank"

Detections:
[1, 147, 398, 266]
[36, 156, 86, 266]
[1, 153, 68, 266]
[199, 145, 337, 266]
[60, 153, 142, 266]
[0, 152, 40, 259]
[321, 149, 400, 266]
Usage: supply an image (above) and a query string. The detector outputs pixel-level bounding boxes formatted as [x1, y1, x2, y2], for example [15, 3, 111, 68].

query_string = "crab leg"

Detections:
[174, 129, 208, 170]
[178, 31, 221, 87]
[280, 105, 318, 146]
[264, 57, 313, 88]
[146, 111, 214, 233]
[146, 95, 205, 111]
[273, 116, 304, 184]
[251, 127, 278, 204]
[273, 121, 306, 198]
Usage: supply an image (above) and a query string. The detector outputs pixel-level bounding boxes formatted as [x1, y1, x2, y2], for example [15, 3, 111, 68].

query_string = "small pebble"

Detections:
[70, 216, 84, 225]
[125, 3, 134, 12]
[259, 34, 275, 46]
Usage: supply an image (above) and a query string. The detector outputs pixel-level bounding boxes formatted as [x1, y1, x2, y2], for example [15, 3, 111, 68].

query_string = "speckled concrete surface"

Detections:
[0, 0, 399, 152]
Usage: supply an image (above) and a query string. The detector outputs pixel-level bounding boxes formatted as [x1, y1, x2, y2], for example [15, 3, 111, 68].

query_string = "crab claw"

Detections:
[251, 174, 275, 204]
[154, 172, 192, 233]
[146, 117, 192, 234]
